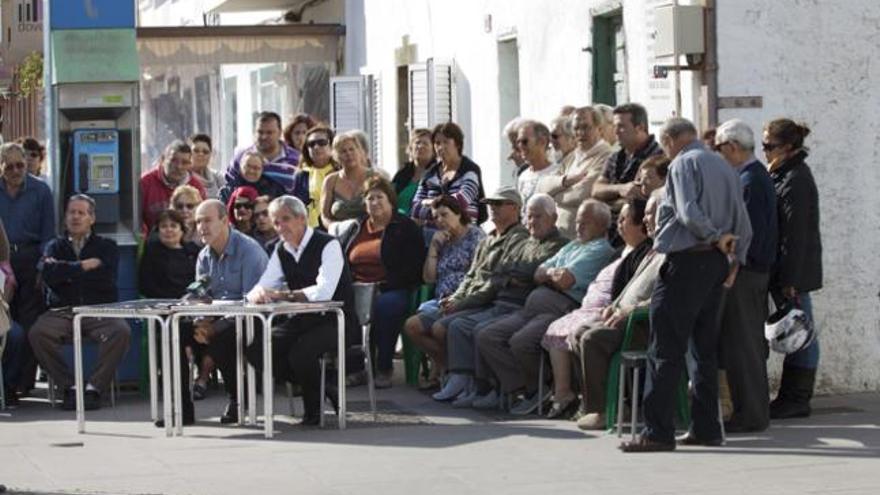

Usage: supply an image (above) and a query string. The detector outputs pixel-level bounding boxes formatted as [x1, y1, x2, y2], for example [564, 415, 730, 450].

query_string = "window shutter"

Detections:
[329, 76, 364, 132]
[429, 59, 454, 125]
[364, 73, 382, 166]
[408, 63, 429, 132]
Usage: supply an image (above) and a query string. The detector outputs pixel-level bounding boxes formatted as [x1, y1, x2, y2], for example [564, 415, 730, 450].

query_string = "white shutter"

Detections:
[429, 59, 454, 125]
[364, 73, 382, 166]
[329, 76, 364, 132]
[408, 63, 429, 131]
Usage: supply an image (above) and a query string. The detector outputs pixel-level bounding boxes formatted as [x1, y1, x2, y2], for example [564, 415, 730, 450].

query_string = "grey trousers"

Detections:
[577, 321, 648, 414]
[445, 302, 520, 374]
[477, 287, 577, 394]
[719, 269, 770, 430]
[28, 310, 131, 390]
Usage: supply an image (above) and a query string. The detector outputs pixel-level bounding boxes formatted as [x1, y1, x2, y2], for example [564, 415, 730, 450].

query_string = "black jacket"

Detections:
[333, 213, 426, 291]
[138, 239, 200, 298]
[40, 233, 119, 308]
[770, 150, 822, 292]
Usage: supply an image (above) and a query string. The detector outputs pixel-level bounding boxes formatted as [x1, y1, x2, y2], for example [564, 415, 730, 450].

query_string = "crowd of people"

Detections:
[0, 103, 822, 452]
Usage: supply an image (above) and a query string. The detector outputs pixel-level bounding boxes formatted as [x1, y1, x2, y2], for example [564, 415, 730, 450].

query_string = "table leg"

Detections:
[147, 319, 158, 422]
[263, 314, 273, 439]
[172, 317, 184, 436]
[235, 316, 244, 426]
[336, 309, 346, 430]
[246, 315, 257, 426]
[160, 318, 173, 438]
[74, 315, 85, 434]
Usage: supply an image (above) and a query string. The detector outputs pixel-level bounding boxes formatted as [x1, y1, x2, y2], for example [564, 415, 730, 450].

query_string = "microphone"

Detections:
[182, 275, 212, 303]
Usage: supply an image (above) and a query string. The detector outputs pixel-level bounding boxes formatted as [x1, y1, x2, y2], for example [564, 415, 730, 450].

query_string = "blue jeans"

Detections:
[783, 292, 819, 370]
[2, 322, 26, 390]
[373, 289, 413, 372]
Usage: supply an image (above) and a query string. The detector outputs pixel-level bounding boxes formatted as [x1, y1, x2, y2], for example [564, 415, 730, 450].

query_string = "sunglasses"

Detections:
[234, 203, 254, 210]
[712, 141, 729, 152]
[762, 142, 783, 152]
[4, 161, 26, 170]
[254, 210, 269, 218]
[550, 133, 561, 140]
[307, 139, 329, 148]
[174, 202, 198, 210]
[26, 151, 41, 159]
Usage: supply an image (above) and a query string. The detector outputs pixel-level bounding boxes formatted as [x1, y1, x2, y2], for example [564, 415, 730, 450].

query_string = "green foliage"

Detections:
[18, 51, 44, 97]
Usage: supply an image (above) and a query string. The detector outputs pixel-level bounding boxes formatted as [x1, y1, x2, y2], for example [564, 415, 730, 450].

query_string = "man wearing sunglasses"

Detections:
[0, 142, 55, 396]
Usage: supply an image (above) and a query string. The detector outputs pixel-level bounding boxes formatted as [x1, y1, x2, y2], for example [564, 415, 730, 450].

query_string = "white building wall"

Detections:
[354, 0, 703, 193]
[716, 0, 880, 393]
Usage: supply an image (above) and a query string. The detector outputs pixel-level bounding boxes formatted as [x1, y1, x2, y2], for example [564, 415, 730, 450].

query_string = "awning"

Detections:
[136, 24, 344, 66]
[204, 0, 297, 13]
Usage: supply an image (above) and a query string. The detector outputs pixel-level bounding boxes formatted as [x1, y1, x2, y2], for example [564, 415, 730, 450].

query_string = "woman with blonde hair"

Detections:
[320, 132, 374, 229]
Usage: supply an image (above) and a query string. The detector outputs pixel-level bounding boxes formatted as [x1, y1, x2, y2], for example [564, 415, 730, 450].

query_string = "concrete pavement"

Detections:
[1, 380, 879, 495]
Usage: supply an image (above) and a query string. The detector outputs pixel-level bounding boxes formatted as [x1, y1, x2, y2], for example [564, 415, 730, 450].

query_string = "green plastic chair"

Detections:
[603, 307, 690, 431]
[402, 284, 434, 386]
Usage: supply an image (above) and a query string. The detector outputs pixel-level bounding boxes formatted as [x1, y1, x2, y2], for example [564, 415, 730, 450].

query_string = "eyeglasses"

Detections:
[550, 133, 561, 140]
[174, 202, 198, 210]
[712, 142, 728, 152]
[254, 210, 269, 218]
[762, 142, 782, 152]
[3, 161, 26, 170]
[307, 138, 329, 148]
[192, 147, 211, 155]
[234, 203, 254, 210]
[515, 138, 530, 147]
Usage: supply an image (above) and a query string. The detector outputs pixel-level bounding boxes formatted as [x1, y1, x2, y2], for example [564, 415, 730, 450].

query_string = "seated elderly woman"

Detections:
[320, 132, 376, 230]
[219, 151, 286, 204]
[402, 194, 485, 389]
[635, 155, 670, 199]
[170, 184, 204, 246]
[225, 185, 259, 235]
[541, 197, 653, 419]
[331, 176, 426, 388]
[473, 197, 615, 415]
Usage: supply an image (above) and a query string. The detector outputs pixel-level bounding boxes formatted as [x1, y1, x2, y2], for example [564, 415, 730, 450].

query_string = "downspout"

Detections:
[703, 0, 718, 128]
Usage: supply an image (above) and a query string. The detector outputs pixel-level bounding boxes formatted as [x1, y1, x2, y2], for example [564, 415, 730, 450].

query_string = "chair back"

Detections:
[352, 282, 377, 327]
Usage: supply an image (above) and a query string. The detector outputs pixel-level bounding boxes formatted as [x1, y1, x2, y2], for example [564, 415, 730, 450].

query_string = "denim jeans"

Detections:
[373, 289, 413, 372]
[783, 292, 819, 370]
[2, 321, 25, 389]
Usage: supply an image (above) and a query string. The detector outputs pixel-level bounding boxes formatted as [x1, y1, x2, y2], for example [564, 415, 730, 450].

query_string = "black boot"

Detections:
[770, 366, 815, 419]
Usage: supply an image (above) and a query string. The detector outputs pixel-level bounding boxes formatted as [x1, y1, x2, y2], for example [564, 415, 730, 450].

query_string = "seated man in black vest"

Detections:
[246, 195, 357, 426]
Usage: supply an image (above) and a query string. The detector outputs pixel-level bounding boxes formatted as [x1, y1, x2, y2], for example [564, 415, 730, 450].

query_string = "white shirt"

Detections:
[517, 161, 559, 213]
[248, 227, 344, 302]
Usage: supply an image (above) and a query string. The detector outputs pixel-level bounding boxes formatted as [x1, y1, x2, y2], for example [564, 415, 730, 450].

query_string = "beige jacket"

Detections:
[611, 250, 666, 314]
[536, 140, 613, 238]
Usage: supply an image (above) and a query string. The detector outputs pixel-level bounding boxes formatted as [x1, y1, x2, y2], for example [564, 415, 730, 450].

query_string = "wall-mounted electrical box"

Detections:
[654, 5, 705, 57]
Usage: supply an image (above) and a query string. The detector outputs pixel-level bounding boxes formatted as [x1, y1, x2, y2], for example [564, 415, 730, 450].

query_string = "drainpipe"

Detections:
[703, 0, 718, 128]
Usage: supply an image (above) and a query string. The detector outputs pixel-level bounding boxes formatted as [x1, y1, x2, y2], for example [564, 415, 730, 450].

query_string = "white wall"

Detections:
[354, 0, 702, 194]
[717, 0, 880, 393]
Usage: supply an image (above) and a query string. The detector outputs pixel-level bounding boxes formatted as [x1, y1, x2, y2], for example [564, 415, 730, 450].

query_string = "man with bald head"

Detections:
[159, 199, 268, 426]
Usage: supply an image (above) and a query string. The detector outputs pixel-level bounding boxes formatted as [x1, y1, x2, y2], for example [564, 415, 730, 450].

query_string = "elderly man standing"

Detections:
[536, 107, 613, 238]
[29, 195, 130, 411]
[435, 191, 567, 405]
[0, 142, 55, 395]
[476, 197, 615, 415]
[140, 140, 207, 235]
[184, 199, 268, 425]
[227, 111, 300, 194]
[246, 196, 358, 425]
[620, 118, 752, 453]
[714, 119, 778, 433]
[515, 120, 558, 211]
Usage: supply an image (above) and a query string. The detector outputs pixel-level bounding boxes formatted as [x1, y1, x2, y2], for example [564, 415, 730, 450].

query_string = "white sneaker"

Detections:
[432, 374, 471, 401]
[472, 389, 500, 410]
[452, 389, 478, 408]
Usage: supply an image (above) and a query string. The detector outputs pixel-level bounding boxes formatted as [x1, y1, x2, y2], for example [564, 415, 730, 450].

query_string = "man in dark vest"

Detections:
[246, 195, 357, 426]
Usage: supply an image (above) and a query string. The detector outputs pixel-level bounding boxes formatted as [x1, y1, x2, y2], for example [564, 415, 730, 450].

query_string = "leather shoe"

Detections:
[724, 420, 766, 434]
[300, 413, 320, 426]
[546, 397, 578, 420]
[619, 436, 676, 453]
[676, 432, 723, 446]
[219, 402, 239, 424]
[154, 413, 195, 428]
